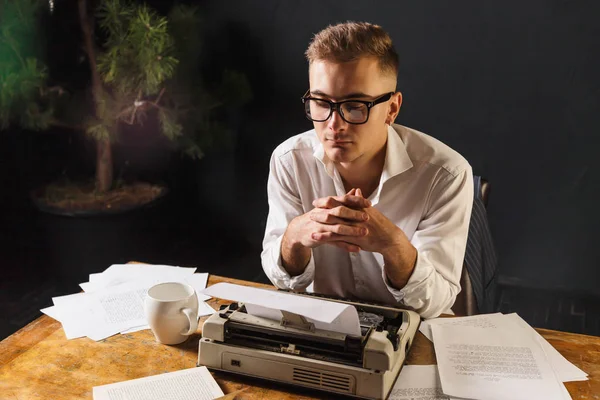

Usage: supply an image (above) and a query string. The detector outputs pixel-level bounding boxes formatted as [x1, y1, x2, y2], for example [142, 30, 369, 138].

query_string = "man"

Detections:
[261, 22, 473, 319]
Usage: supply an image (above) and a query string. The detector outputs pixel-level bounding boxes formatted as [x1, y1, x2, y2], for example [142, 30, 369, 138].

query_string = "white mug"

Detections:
[144, 282, 199, 345]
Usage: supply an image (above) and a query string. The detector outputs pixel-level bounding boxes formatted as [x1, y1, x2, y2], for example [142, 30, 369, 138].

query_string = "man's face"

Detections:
[308, 57, 401, 165]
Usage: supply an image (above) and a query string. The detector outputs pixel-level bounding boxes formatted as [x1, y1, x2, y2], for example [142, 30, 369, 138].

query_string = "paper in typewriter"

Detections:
[202, 283, 361, 336]
[432, 322, 566, 400]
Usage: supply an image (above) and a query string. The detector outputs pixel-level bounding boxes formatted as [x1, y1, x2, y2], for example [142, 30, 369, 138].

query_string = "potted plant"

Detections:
[0, 0, 251, 281]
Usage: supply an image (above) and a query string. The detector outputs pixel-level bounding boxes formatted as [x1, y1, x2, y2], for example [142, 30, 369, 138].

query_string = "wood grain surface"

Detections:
[0, 275, 597, 400]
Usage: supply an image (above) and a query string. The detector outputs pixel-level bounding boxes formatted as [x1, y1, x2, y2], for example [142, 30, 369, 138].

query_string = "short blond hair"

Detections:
[305, 21, 399, 78]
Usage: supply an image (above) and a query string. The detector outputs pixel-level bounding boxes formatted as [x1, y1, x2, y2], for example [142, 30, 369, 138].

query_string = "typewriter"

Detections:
[198, 290, 420, 399]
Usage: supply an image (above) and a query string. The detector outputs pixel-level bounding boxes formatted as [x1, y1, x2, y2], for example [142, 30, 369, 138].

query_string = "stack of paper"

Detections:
[41, 264, 216, 341]
[396, 312, 588, 400]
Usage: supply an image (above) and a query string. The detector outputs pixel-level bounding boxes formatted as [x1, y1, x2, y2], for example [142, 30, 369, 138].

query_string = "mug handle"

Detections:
[180, 308, 199, 336]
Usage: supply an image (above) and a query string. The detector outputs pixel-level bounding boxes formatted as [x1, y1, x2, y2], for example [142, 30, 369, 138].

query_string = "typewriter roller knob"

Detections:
[229, 302, 239, 311]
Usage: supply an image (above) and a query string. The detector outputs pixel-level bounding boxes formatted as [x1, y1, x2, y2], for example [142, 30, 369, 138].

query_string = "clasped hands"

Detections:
[289, 188, 403, 256]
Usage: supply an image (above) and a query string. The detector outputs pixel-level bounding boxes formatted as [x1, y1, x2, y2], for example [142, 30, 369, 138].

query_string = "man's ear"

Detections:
[386, 92, 403, 125]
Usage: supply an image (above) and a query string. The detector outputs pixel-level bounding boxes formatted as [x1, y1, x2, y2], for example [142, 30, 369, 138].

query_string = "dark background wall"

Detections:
[196, 0, 600, 295]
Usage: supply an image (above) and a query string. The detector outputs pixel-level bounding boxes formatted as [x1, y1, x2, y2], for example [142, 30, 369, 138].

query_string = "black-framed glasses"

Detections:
[301, 90, 394, 125]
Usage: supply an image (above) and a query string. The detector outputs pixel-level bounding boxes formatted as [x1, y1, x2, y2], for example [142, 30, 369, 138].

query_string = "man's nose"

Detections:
[327, 107, 347, 132]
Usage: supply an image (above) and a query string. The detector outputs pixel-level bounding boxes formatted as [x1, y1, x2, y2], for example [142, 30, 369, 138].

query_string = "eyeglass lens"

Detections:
[305, 99, 369, 124]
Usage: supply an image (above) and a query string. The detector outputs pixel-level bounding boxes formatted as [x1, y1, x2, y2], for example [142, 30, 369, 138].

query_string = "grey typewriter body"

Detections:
[198, 291, 420, 399]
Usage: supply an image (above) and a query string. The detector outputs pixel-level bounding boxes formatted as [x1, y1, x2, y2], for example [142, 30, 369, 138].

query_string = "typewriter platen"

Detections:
[198, 290, 420, 399]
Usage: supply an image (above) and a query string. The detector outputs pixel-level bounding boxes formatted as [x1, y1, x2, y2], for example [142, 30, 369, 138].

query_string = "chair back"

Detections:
[451, 177, 490, 316]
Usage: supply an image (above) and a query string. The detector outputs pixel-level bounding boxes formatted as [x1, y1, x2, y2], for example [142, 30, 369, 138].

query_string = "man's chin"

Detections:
[325, 147, 358, 163]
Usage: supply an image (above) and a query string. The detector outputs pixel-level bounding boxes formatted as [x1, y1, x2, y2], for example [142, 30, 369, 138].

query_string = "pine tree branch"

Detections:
[147, 102, 166, 112]
[116, 105, 134, 120]
[115, 87, 167, 124]
[129, 106, 136, 125]
[153, 88, 165, 106]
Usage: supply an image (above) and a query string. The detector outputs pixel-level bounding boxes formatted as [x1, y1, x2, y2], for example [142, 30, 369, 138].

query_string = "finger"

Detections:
[356, 188, 363, 198]
[311, 225, 367, 241]
[347, 188, 356, 196]
[339, 194, 371, 209]
[313, 194, 370, 209]
[313, 196, 343, 209]
[310, 209, 351, 225]
[311, 232, 362, 252]
[333, 224, 368, 236]
[328, 241, 361, 253]
[330, 206, 369, 222]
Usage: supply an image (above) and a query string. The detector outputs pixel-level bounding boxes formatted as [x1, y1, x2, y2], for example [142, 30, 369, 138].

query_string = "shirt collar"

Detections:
[381, 124, 413, 183]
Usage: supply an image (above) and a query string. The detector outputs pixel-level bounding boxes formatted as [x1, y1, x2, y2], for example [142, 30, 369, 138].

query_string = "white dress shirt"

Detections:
[261, 124, 473, 318]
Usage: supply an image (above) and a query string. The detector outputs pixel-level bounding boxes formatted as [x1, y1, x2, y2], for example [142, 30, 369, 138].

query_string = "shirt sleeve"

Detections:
[261, 150, 315, 290]
[383, 166, 474, 319]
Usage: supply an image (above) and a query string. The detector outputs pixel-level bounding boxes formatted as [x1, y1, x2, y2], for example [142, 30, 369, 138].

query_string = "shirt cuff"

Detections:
[270, 236, 315, 290]
[381, 265, 405, 303]
[382, 251, 436, 310]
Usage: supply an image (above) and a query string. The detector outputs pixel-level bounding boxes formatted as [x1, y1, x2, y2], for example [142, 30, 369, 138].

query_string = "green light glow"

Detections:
[0, 0, 49, 130]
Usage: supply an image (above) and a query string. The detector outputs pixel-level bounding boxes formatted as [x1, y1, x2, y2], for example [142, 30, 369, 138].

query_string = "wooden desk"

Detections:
[1, 275, 598, 399]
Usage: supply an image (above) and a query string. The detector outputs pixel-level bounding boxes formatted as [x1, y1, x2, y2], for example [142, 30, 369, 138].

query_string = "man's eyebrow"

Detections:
[310, 90, 372, 100]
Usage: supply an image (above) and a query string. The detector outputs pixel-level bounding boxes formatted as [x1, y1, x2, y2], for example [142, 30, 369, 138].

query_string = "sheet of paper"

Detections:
[560, 382, 573, 400]
[202, 283, 361, 336]
[51, 293, 98, 339]
[101, 263, 194, 276]
[99, 264, 196, 289]
[53, 280, 151, 340]
[432, 323, 566, 400]
[198, 301, 216, 317]
[243, 303, 356, 335]
[185, 273, 209, 291]
[81, 266, 198, 293]
[120, 324, 149, 334]
[388, 365, 456, 400]
[504, 313, 587, 382]
[41, 305, 61, 321]
[419, 313, 503, 342]
[92, 366, 224, 400]
[388, 364, 572, 400]
[79, 281, 95, 292]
